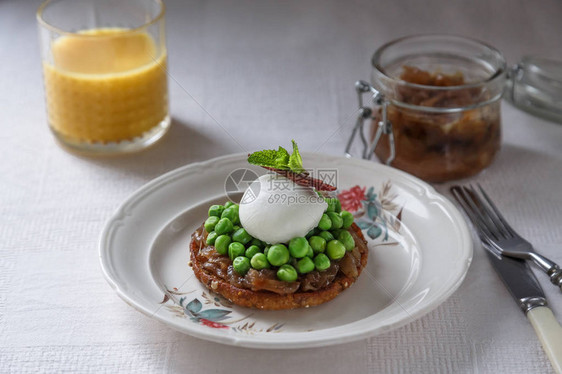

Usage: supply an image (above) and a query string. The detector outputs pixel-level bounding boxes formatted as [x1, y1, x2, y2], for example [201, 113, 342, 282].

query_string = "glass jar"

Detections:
[348, 35, 507, 183]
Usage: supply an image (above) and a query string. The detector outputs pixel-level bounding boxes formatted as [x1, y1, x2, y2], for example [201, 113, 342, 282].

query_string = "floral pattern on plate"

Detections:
[162, 288, 284, 333]
[338, 180, 403, 241]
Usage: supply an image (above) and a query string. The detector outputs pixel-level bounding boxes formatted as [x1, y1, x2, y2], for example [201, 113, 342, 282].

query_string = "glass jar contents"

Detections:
[370, 35, 506, 182]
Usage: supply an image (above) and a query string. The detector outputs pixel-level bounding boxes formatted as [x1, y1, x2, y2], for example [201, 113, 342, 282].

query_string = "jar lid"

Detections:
[506, 56, 562, 124]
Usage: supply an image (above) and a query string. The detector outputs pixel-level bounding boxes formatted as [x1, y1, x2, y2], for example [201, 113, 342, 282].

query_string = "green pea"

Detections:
[326, 198, 337, 213]
[204, 216, 220, 233]
[214, 218, 234, 235]
[277, 264, 298, 282]
[245, 245, 261, 259]
[206, 231, 218, 246]
[306, 244, 314, 258]
[306, 228, 317, 239]
[232, 225, 240, 231]
[250, 253, 270, 269]
[224, 201, 235, 208]
[331, 228, 345, 238]
[318, 214, 332, 231]
[228, 242, 246, 261]
[214, 235, 231, 255]
[341, 211, 354, 229]
[297, 257, 315, 274]
[308, 236, 326, 253]
[326, 240, 346, 260]
[208, 204, 225, 217]
[233, 256, 251, 276]
[335, 199, 342, 213]
[318, 231, 334, 242]
[230, 205, 240, 224]
[267, 244, 290, 266]
[221, 207, 239, 224]
[250, 238, 264, 248]
[314, 253, 331, 271]
[232, 228, 253, 245]
[264, 245, 271, 256]
[288, 237, 309, 258]
[338, 230, 356, 251]
[327, 212, 343, 230]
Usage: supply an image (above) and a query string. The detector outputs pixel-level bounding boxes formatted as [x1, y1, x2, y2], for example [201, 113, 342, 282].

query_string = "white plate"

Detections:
[99, 153, 472, 349]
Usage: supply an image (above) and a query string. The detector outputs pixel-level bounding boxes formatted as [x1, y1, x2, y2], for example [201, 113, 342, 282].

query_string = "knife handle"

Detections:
[528, 306, 562, 374]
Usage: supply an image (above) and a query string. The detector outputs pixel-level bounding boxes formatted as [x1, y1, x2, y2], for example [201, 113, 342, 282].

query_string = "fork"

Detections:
[451, 184, 562, 291]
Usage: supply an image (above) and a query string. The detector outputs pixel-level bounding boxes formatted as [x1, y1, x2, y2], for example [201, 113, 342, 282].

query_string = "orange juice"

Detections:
[43, 28, 168, 144]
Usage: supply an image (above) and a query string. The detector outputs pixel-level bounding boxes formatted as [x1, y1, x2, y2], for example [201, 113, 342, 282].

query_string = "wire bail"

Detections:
[345, 80, 395, 164]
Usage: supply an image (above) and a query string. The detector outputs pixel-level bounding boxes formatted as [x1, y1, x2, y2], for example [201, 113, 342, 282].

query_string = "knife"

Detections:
[483, 244, 562, 373]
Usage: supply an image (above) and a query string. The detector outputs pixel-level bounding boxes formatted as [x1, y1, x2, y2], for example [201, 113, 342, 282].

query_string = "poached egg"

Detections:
[239, 174, 327, 244]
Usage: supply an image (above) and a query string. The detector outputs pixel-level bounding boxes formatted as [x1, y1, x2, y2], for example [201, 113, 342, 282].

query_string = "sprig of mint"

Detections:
[247, 140, 305, 173]
[288, 140, 304, 173]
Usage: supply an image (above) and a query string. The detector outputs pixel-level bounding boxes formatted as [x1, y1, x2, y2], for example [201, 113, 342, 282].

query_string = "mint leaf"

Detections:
[288, 140, 304, 173]
[248, 148, 290, 170]
[247, 149, 277, 168]
[248, 141, 305, 173]
[274, 146, 290, 169]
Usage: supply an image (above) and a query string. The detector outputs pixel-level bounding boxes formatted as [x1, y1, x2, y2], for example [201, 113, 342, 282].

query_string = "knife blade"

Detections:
[483, 246, 547, 313]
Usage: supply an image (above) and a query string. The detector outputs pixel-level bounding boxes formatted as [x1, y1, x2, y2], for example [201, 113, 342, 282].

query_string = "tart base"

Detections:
[189, 223, 369, 310]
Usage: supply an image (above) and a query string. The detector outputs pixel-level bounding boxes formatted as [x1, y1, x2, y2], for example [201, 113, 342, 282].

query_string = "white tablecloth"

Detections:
[2, 0, 562, 372]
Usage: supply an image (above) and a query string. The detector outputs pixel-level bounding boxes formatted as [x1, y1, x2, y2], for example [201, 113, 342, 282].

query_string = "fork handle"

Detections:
[528, 253, 562, 290]
[548, 266, 562, 290]
[528, 306, 562, 374]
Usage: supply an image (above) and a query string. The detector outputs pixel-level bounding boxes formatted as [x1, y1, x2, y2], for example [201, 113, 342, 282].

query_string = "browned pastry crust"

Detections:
[189, 223, 368, 310]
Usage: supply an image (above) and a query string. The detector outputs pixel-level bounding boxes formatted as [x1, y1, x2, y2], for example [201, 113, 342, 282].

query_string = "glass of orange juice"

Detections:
[37, 0, 169, 154]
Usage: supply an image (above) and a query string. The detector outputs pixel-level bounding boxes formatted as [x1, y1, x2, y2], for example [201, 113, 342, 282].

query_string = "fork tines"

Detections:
[450, 184, 517, 246]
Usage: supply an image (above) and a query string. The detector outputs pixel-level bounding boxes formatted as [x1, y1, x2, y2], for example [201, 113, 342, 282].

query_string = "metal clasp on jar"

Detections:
[345, 80, 395, 164]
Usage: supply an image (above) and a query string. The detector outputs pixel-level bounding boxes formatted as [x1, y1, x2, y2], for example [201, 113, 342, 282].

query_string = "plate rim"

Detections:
[99, 152, 473, 349]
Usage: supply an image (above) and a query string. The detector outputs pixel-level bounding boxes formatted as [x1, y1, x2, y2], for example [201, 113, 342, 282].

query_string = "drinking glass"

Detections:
[37, 0, 169, 154]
